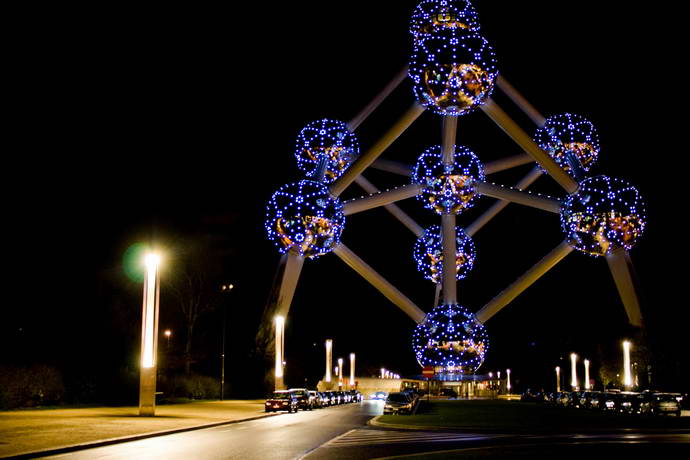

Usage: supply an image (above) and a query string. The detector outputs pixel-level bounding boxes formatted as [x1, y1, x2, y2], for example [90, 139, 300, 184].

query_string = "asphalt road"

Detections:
[43, 401, 384, 460]
[41, 401, 690, 460]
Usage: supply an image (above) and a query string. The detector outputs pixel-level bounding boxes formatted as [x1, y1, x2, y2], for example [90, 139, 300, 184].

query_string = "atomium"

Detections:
[295, 119, 360, 184]
[412, 304, 488, 373]
[265, 180, 345, 259]
[414, 225, 476, 283]
[409, 0, 481, 42]
[561, 176, 646, 257]
[412, 144, 485, 215]
[534, 113, 600, 176]
[409, 29, 498, 116]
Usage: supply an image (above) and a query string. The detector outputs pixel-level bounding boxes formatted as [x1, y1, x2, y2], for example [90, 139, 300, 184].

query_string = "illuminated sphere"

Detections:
[295, 119, 360, 184]
[412, 304, 488, 373]
[410, 0, 481, 43]
[412, 145, 485, 215]
[534, 113, 600, 176]
[413, 225, 476, 283]
[265, 180, 345, 259]
[560, 176, 646, 257]
[409, 30, 497, 116]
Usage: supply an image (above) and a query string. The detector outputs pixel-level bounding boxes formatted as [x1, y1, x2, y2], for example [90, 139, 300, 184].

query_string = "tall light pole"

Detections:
[555, 366, 561, 392]
[325, 340, 333, 383]
[139, 253, 161, 416]
[338, 358, 344, 388]
[506, 369, 512, 393]
[349, 353, 356, 387]
[623, 341, 632, 389]
[274, 316, 285, 390]
[570, 353, 578, 390]
[164, 329, 172, 351]
[584, 359, 591, 390]
[220, 284, 234, 400]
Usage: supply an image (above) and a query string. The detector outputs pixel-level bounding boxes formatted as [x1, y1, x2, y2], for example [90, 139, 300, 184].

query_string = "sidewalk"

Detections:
[0, 400, 272, 458]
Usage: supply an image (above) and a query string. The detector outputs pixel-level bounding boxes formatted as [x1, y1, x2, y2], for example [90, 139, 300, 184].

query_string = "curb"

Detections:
[367, 416, 690, 434]
[1, 413, 279, 460]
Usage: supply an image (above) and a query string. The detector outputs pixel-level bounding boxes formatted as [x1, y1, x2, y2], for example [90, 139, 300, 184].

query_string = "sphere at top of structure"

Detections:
[413, 225, 476, 283]
[294, 119, 360, 184]
[534, 113, 600, 176]
[561, 176, 646, 257]
[412, 303, 488, 373]
[412, 145, 485, 215]
[410, 0, 481, 42]
[265, 180, 345, 259]
[409, 30, 497, 116]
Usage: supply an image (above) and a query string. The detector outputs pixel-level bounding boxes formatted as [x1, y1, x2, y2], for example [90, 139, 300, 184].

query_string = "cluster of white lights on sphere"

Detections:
[413, 225, 476, 283]
[409, 0, 481, 43]
[265, 180, 345, 259]
[295, 119, 360, 184]
[534, 113, 600, 176]
[412, 304, 488, 373]
[560, 176, 646, 257]
[409, 28, 497, 116]
[412, 144, 485, 215]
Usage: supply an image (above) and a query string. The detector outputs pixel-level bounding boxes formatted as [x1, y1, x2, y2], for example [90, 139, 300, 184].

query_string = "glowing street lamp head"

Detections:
[144, 253, 161, 270]
[164, 330, 171, 338]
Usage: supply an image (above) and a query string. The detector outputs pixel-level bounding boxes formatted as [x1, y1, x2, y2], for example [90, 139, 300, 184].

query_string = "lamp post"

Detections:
[220, 284, 234, 400]
[349, 353, 356, 387]
[338, 358, 344, 388]
[164, 329, 172, 350]
[623, 341, 632, 389]
[555, 366, 561, 392]
[325, 340, 333, 383]
[570, 353, 578, 390]
[275, 316, 285, 390]
[584, 359, 591, 390]
[506, 369, 512, 394]
[139, 253, 161, 416]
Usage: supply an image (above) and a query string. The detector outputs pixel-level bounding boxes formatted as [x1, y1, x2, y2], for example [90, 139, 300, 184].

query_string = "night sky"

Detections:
[5, 1, 687, 395]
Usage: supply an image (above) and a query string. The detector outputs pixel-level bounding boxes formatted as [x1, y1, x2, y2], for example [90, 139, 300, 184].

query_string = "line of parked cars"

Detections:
[265, 388, 362, 413]
[383, 388, 421, 415]
[521, 388, 685, 417]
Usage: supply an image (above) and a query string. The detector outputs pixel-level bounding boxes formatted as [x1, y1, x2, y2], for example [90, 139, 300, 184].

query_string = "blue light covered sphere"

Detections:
[412, 304, 488, 373]
[561, 176, 646, 257]
[410, 0, 481, 43]
[412, 145, 485, 215]
[294, 119, 360, 184]
[265, 180, 345, 259]
[409, 30, 497, 116]
[534, 113, 600, 176]
[413, 225, 476, 283]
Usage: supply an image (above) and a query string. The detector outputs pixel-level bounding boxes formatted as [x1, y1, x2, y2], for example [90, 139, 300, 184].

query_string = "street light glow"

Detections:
[325, 340, 333, 382]
[555, 366, 561, 392]
[623, 341, 632, 388]
[584, 359, 591, 390]
[570, 353, 578, 389]
[349, 353, 355, 386]
[274, 316, 285, 379]
[506, 369, 511, 392]
[142, 253, 161, 369]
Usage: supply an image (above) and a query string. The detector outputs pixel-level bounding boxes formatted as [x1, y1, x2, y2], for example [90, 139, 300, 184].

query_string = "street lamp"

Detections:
[164, 329, 172, 350]
[570, 353, 578, 390]
[325, 340, 333, 383]
[338, 358, 344, 388]
[506, 369, 512, 393]
[274, 316, 285, 390]
[623, 341, 632, 389]
[584, 359, 591, 390]
[139, 252, 161, 416]
[220, 284, 234, 400]
[555, 366, 561, 392]
[349, 353, 356, 387]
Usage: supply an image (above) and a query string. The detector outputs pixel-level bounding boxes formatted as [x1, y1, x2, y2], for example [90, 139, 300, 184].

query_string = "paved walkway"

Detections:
[0, 400, 270, 458]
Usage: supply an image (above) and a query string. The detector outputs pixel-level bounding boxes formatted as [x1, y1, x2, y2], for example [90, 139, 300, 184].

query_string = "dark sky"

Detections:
[5, 1, 687, 392]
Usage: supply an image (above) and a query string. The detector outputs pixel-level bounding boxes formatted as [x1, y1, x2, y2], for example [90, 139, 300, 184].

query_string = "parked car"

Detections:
[309, 391, 322, 408]
[318, 392, 330, 407]
[600, 392, 619, 411]
[349, 390, 362, 402]
[616, 392, 639, 414]
[370, 391, 388, 400]
[289, 388, 313, 410]
[639, 393, 682, 417]
[383, 392, 414, 415]
[521, 389, 545, 403]
[265, 390, 299, 413]
[439, 387, 457, 398]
